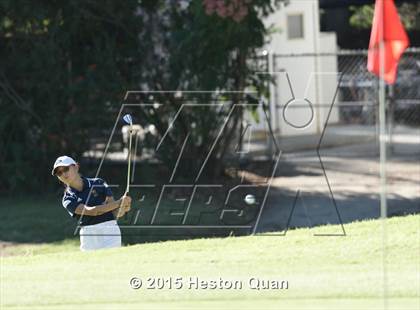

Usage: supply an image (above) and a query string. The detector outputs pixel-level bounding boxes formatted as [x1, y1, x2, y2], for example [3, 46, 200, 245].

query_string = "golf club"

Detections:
[117, 114, 133, 218]
[123, 113, 133, 195]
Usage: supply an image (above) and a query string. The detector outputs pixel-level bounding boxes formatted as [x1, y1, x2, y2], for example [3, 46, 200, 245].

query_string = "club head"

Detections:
[123, 114, 133, 125]
[147, 124, 157, 135]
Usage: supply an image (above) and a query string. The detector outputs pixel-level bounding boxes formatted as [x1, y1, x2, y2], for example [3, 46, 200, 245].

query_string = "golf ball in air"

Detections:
[244, 194, 256, 205]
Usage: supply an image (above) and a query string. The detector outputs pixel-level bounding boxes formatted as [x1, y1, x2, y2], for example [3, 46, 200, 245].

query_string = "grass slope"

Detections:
[1, 214, 419, 310]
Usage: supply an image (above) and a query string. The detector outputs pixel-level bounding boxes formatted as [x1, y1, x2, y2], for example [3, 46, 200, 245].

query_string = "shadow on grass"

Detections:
[1, 158, 418, 246]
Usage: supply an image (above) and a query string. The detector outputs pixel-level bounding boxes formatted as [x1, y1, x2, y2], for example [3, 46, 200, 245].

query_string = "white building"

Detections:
[248, 0, 339, 138]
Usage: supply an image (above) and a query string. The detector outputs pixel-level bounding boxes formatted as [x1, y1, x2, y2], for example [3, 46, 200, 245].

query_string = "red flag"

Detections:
[367, 0, 409, 84]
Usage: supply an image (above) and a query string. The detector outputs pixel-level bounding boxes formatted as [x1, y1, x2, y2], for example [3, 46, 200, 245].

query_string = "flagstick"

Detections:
[379, 42, 388, 310]
[378, 1, 388, 308]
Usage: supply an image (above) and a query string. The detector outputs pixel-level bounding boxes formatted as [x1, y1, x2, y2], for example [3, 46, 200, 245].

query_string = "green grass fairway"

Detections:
[1, 214, 419, 310]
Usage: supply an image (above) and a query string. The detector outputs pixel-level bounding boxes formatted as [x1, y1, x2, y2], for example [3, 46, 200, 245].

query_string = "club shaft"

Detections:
[125, 126, 133, 194]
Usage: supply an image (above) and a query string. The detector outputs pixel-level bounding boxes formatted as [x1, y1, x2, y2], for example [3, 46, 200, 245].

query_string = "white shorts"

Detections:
[79, 220, 121, 251]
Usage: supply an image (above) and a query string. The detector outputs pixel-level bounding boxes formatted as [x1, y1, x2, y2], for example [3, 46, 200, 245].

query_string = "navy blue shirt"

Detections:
[62, 177, 115, 226]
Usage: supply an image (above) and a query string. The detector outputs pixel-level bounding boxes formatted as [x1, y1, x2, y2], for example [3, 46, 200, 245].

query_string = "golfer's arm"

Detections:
[74, 200, 122, 216]
[106, 196, 121, 218]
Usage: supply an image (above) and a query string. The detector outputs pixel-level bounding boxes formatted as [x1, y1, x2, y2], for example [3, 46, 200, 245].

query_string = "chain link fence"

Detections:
[338, 48, 420, 128]
[245, 48, 420, 158]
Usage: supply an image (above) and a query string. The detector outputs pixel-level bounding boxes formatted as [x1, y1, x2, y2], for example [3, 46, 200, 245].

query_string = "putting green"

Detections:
[1, 215, 419, 309]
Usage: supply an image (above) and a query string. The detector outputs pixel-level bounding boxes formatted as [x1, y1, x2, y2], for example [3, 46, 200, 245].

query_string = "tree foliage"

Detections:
[0, 0, 281, 193]
[349, 2, 420, 30]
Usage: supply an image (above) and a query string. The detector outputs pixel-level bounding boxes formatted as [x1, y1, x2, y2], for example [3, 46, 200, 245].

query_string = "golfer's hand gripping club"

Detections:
[116, 195, 132, 218]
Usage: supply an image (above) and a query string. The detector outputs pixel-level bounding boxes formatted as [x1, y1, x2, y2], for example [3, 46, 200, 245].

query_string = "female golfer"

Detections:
[52, 155, 131, 251]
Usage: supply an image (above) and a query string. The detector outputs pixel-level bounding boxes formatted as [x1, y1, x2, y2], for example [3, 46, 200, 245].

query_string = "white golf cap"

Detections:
[51, 156, 77, 175]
